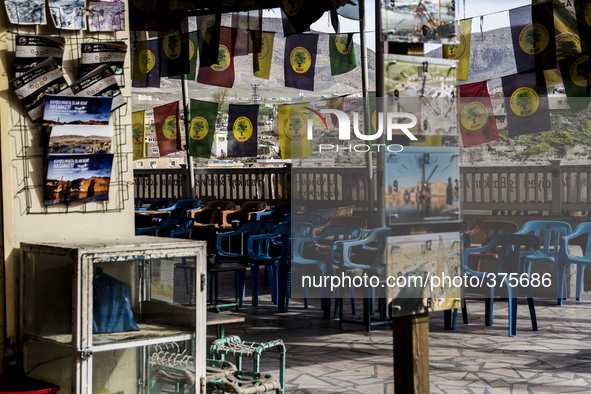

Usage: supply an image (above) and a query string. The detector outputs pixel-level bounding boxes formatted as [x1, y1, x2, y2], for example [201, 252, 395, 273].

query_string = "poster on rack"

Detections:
[88, 1, 125, 32]
[385, 54, 456, 136]
[44, 153, 114, 205]
[10, 57, 71, 121]
[80, 42, 127, 87]
[70, 64, 126, 112]
[385, 147, 460, 225]
[382, 0, 456, 44]
[4, 0, 46, 24]
[48, 125, 113, 154]
[15, 35, 65, 77]
[386, 232, 461, 317]
[43, 95, 112, 125]
[48, 0, 86, 30]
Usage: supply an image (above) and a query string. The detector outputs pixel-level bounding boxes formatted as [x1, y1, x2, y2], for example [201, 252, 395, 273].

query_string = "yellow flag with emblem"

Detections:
[132, 110, 145, 160]
[253, 32, 275, 79]
[443, 19, 471, 81]
[278, 102, 312, 159]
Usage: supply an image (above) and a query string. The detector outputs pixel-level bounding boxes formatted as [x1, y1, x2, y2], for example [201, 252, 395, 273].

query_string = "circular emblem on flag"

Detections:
[556, 32, 581, 60]
[570, 55, 591, 87]
[163, 30, 182, 60]
[460, 101, 488, 131]
[445, 33, 466, 59]
[233, 116, 253, 142]
[335, 34, 351, 55]
[132, 123, 143, 144]
[211, 45, 231, 72]
[188, 39, 196, 61]
[510, 87, 540, 117]
[284, 112, 307, 141]
[162, 115, 178, 140]
[290, 47, 311, 74]
[282, 0, 304, 16]
[190, 117, 209, 141]
[518, 23, 550, 55]
[138, 49, 156, 74]
[257, 33, 270, 59]
[201, 14, 216, 44]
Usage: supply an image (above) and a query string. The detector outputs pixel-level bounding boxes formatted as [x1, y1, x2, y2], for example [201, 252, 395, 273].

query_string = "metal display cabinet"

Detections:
[19, 237, 207, 394]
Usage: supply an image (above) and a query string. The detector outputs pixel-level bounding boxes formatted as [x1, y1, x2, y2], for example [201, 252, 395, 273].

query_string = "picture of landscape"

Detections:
[382, 0, 456, 43]
[44, 153, 114, 205]
[385, 147, 460, 225]
[386, 232, 461, 317]
[48, 124, 113, 154]
[43, 95, 112, 125]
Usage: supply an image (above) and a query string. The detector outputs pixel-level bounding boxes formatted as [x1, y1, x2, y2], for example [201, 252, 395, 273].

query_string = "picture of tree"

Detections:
[217, 47, 227, 65]
[236, 120, 249, 137]
[557, 39, 578, 60]
[465, 105, 481, 125]
[524, 26, 543, 50]
[515, 90, 533, 110]
[192, 120, 205, 138]
[294, 50, 307, 68]
[167, 32, 179, 58]
[289, 116, 304, 137]
[165, 119, 177, 138]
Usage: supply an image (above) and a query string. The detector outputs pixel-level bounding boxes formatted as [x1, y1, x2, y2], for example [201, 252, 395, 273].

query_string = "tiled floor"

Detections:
[207, 295, 591, 393]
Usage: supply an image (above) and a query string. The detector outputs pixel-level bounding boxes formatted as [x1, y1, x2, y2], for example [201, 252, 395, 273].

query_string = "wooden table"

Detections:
[207, 311, 245, 339]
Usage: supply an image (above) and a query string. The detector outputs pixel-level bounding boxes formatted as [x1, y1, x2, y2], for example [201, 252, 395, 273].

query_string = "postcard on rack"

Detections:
[44, 153, 114, 205]
[48, 124, 113, 154]
[15, 35, 65, 77]
[43, 95, 113, 125]
[88, 1, 125, 32]
[10, 58, 72, 121]
[48, 0, 86, 30]
[80, 41, 127, 87]
[4, 0, 46, 25]
[69, 64, 126, 112]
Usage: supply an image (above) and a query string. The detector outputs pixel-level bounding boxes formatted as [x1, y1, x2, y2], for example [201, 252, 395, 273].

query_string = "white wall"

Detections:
[0, 4, 134, 359]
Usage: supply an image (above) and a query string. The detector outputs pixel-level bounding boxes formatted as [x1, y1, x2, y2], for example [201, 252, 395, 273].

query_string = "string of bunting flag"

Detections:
[444, 0, 591, 147]
[132, 94, 350, 161]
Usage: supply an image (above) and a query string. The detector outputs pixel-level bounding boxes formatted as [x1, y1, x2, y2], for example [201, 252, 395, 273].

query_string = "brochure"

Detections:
[80, 41, 127, 87]
[44, 153, 114, 205]
[15, 35, 65, 77]
[10, 57, 71, 121]
[69, 64, 126, 112]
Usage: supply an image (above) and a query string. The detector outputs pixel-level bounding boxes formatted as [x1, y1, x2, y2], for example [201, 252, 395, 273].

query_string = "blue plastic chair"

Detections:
[212, 221, 277, 309]
[516, 220, 572, 303]
[254, 203, 291, 222]
[291, 224, 363, 318]
[157, 199, 203, 217]
[135, 199, 174, 211]
[462, 234, 540, 336]
[135, 217, 194, 238]
[558, 222, 591, 305]
[246, 222, 314, 312]
[332, 228, 391, 331]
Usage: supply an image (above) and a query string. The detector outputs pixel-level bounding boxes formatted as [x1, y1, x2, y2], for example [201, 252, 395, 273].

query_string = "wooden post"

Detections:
[393, 313, 430, 393]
